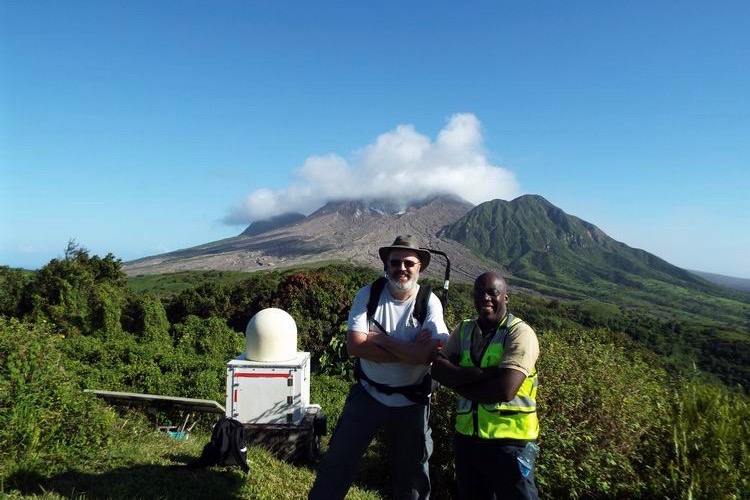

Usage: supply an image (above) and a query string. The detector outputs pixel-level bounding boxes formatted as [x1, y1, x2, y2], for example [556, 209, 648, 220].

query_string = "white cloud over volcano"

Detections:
[223, 113, 520, 224]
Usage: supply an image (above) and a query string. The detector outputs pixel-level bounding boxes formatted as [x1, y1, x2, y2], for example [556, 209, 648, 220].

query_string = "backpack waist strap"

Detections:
[354, 358, 431, 405]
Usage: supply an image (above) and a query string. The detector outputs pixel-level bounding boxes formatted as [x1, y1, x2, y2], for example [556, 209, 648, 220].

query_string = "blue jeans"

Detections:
[309, 383, 433, 500]
[454, 434, 539, 500]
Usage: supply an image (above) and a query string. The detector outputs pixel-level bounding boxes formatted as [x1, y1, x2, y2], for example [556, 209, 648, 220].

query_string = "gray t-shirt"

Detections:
[348, 283, 449, 407]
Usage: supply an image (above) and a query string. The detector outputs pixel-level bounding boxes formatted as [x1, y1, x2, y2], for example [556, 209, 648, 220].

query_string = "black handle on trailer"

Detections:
[420, 248, 451, 311]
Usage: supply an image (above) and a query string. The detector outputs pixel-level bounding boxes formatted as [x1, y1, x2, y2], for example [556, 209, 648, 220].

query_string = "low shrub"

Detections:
[0, 318, 118, 483]
[537, 327, 672, 498]
[664, 381, 750, 499]
[59, 315, 244, 404]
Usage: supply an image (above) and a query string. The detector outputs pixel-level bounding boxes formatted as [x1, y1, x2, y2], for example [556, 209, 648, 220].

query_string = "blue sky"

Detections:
[2, 1, 749, 278]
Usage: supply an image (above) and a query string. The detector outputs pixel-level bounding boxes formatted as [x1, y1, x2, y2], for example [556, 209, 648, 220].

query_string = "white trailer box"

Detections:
[225, 352, 310, 425]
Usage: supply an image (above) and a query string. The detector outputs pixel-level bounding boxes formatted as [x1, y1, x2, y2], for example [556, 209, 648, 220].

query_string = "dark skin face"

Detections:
[431, 271, 525, 403]
[473, 272, 509, 332]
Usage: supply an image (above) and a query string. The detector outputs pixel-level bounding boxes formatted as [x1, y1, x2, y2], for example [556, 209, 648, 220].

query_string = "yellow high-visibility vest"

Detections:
[455, 314, 539, 440]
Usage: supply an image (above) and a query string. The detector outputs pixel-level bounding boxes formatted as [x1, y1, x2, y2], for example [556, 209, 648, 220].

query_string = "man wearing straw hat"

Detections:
[309, 235, 449, 500]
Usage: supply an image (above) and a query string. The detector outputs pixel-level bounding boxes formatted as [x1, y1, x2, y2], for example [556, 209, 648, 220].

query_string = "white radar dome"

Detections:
[244, 308, 298, 362]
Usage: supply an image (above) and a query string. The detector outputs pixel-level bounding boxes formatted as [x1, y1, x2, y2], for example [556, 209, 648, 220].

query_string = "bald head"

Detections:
[475, 272, 507, 290]
[473, 271, 509, 326]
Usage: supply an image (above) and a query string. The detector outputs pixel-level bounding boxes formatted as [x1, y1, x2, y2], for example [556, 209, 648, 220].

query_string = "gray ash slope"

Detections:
[125, 193, 746, 309]
[124, 195, 491, 283]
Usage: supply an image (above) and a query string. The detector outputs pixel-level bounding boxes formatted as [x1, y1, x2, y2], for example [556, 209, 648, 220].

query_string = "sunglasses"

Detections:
[389, 258, 420, 269]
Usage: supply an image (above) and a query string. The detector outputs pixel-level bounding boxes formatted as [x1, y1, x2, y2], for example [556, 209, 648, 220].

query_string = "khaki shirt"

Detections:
[443, 315, 539, 376]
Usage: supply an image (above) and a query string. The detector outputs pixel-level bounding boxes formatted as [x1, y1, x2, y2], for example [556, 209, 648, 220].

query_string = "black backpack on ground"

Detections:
[188, 417, 249, 472]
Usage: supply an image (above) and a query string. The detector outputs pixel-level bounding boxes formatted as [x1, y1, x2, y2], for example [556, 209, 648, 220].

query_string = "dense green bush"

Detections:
[428, 386, 459, 497]
[665, 381, 750, 499]
[0, 266, 29, 317]
[2, 255, 748, 499]
[59, 315, 243, 403]
[0, 318, 118, 480]
[17, 243, 128, 336]
[226, 272, 286, 331]
[165, 282, 233, 325]
[310, 374, 352, 430]
[318, 323, 352, 376]
[275, 269, 357, 364]
[170, 316, 245, 401]
[537, 327, 672, 498]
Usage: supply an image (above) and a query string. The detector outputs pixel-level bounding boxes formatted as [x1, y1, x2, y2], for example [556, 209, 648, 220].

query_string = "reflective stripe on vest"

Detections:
[455, 315, 539, 440]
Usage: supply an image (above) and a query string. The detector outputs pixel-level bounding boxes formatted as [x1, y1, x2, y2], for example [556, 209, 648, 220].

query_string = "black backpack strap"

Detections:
[367, 277, 388, 319]
[356, 367, 432, 405]
[355, 278, 387, 388]
[413, 284, 432, 326]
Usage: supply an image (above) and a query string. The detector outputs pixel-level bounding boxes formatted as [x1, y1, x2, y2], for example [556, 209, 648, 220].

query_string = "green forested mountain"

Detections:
[443, 194, 706, 291]
[441, 195, 750, 387]
[442, 195, 749, 322]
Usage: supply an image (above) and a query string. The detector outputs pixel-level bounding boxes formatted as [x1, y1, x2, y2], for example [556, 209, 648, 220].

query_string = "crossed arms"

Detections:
[348, 328, 525, 402]
[347, 328, 442, 366]
[431, 356, 526, 404]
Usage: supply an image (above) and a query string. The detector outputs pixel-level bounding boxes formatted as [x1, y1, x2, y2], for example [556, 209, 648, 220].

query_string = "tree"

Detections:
[0, 266, 28, 318]
[20, 241, 128, 334]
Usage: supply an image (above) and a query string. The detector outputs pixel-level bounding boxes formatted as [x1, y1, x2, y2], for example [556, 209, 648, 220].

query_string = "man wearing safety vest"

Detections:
[432, 271, 540, 500]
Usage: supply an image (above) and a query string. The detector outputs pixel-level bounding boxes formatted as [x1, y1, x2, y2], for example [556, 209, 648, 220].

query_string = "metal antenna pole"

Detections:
[421, 248, 451, 310]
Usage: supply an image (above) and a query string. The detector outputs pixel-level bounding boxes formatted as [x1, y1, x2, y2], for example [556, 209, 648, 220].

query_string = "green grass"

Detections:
[2, 426, 381, 500]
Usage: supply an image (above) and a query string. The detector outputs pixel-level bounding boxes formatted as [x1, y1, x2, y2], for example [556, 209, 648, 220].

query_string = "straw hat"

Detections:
[378, 235, 431, 270]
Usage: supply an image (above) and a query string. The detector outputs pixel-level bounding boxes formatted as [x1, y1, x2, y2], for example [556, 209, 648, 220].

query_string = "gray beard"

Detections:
[387, 273, 418, 294]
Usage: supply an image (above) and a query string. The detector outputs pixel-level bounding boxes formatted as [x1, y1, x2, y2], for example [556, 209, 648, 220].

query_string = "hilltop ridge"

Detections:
[124, 195, 486, 281]
[124, 193, 748, 323]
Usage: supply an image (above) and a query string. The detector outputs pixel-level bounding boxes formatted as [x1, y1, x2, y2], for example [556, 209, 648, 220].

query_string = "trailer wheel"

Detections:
[305, 432, 321, 463]
[313, 414, 327, 436]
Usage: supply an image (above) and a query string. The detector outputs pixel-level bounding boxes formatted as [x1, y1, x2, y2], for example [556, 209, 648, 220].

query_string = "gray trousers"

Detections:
[308, 383, 432, 500]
